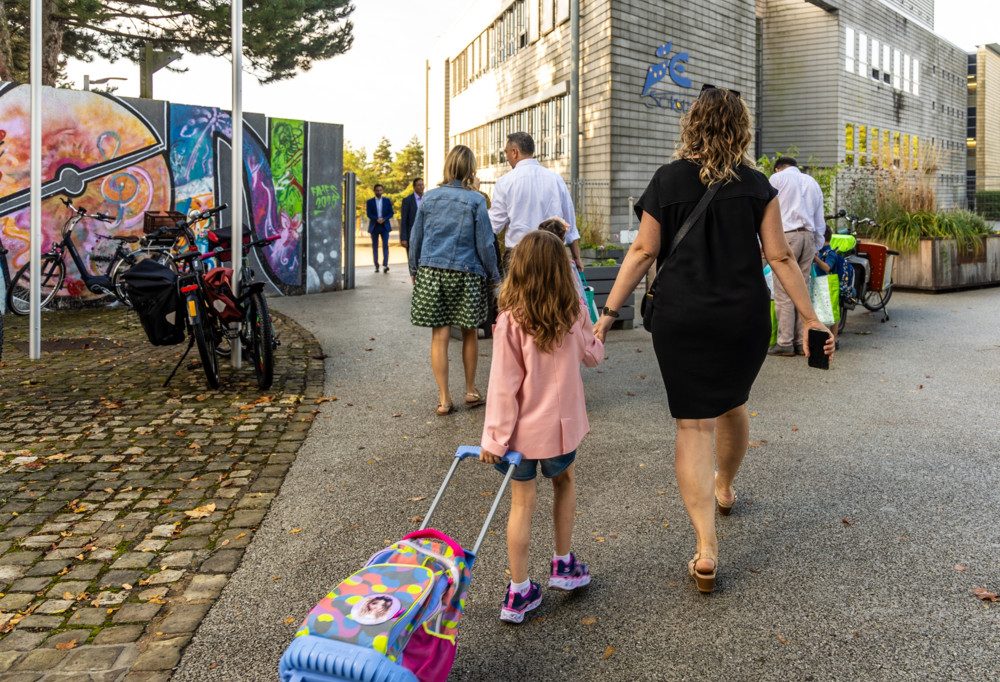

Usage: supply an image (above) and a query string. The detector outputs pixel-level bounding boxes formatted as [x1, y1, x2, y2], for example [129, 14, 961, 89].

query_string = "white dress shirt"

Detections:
[769, 166, 826, 250]
[488, 159, 580, 248]
[375, 196, 385, 219]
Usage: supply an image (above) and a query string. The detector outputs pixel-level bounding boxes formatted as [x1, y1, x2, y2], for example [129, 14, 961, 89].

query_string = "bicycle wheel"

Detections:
[247, 291, 274, 390]
[108, 256, 135, 307]
[862, 284, 892, 312]
[7, 256, 65, 316]
[191, 317, 221, 389]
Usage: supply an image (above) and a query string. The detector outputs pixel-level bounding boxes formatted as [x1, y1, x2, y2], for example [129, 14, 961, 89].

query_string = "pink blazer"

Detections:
[481, 308, 604, 459]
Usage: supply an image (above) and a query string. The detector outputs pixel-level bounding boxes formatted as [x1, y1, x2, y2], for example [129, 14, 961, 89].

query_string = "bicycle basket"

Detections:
[202, 266, 242, 323]
[122, 259, 184, 346]
[143, 211, 185, 235]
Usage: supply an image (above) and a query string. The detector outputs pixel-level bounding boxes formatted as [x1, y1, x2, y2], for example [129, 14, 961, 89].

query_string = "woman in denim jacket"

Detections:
[408, 145, 500, 415]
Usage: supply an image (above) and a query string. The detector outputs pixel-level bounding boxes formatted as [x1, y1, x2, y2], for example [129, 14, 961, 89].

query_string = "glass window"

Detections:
[845, 27, 855, 73]
[911, 59, 919, 95]
[858, 34, 868, 76]
[911, 136, 919, 169]
[902, 133, 910, 166]
[871, 39, 880, 70]
[883, 130, 890, 162]
[541, 0, 553, 34]
[556, 0, 570, 24]
[858, 125, 868, 165]
[903, 54, 911, 92]
[870, 127, 880, 167]
[893, 50, 901, 89]
[845, 122, 856, 165]
[883, 45, 891, 81]
[892, 131, 901, 164]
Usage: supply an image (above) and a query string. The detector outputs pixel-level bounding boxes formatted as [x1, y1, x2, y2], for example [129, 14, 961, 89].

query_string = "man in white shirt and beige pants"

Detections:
[768, 157, 827, 356]
[488, 132, 584, 272]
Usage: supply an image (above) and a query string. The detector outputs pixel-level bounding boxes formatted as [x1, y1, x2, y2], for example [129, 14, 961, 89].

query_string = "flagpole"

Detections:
[28, 0, 42, 360]
[231, 0, 243, 369]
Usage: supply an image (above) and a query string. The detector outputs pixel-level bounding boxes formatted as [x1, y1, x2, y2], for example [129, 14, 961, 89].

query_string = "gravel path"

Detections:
[174, 270, 1000, 681]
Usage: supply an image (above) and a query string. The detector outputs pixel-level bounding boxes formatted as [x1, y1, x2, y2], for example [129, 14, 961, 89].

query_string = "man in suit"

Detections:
[399, 177, 424, 255]
[366, 183, 394, 273]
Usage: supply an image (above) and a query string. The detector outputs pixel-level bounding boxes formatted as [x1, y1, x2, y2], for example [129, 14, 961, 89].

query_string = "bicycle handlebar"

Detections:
[60, 196, 114, 223]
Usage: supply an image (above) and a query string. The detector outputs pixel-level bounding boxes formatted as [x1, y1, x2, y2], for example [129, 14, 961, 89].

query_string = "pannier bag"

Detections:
[123, 259, 184, 346]
[206, 225, 252, 263]
[202, 267, 242, 323]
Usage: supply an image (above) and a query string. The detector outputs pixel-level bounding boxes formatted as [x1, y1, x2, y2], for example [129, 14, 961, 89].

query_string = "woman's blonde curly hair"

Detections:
[675, 87, 755, 186]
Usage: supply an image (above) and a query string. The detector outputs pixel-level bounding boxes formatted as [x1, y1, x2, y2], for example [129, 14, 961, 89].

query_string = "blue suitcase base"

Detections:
[279, 636, 418, 682]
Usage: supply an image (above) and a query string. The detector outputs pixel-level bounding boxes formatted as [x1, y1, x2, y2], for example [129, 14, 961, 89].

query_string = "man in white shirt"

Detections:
[768, 157, 827, 356]
[488, 132, 584, 271]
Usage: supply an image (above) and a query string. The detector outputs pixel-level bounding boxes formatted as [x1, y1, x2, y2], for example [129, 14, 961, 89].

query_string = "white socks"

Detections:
[510, 578, 531, 595]
[553, 552, 571, 564]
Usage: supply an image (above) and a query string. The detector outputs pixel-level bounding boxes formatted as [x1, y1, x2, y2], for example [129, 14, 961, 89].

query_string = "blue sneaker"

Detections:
[548, 553, 591, 591]
[499, 581, 542, 624]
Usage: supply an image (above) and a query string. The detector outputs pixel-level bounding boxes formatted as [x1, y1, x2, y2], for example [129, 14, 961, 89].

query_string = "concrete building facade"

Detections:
[968, 44, 1000, 195]
[438, 0, 972, 243]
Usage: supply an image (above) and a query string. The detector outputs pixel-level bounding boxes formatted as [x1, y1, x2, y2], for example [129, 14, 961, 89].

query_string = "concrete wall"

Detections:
[0, 83, 344, 300]
[610, 0, 758, 241]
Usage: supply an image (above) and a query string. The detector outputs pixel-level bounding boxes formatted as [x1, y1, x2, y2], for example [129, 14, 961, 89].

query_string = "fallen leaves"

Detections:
[971, 587, 998, 603]
[602, 645, 616, 660]
[791, 425, 799, 433]
[748, 439, 768, 448]
[955, 563, 968, 573]
[841, 517, 852, 526]
[184, 503, 216, 519]
[408, 496, 427, 503]
[67, 499, 87, 514]
[580, 616, 598, 626]
[776, 633, 789, 645]
[55, 640, 78, 650]
[288, 528, 303, 535]
[314, 396, 338, 404]
[284, 616, 297, 625]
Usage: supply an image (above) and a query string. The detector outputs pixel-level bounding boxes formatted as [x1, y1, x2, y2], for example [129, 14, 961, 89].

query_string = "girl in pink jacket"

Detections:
[479, 231, 604, 624]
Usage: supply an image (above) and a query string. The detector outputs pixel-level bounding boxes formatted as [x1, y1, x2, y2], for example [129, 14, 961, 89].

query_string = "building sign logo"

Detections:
[642, 40, 694, 113]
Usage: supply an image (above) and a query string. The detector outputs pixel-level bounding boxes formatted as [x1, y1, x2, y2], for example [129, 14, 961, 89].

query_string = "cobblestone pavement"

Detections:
[0, 307, 323, 681]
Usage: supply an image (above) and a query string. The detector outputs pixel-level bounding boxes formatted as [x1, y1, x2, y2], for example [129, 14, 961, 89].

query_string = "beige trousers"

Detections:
[773, 230, 816, 348]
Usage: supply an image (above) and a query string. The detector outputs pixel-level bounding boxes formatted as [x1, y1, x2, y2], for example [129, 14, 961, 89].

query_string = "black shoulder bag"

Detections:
[640, 183, 721, 332]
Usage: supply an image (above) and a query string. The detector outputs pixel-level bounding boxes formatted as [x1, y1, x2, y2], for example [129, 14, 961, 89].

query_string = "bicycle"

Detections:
[6, 197, 140, 314]
[827, 210, 899, 330]
[203, 224, 280, 389]
[0, 242, 10, 359]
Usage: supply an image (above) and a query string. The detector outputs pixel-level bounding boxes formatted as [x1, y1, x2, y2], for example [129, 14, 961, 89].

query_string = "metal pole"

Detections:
[28, 0, 42, 360]
[343, 172, 357, 290]
[424, 60, 430, 182]
[83, 74, 90, 91]
[230, 0, 243, 369]
[569, 0, 580, 207]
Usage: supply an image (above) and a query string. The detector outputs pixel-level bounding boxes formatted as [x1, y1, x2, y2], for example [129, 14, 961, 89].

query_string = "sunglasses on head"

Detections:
[700, 83, 742, 99]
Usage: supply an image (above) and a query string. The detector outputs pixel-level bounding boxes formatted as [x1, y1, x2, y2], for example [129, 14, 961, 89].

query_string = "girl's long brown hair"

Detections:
[499, 231, 579, 353]
[675, 87, 754, 186]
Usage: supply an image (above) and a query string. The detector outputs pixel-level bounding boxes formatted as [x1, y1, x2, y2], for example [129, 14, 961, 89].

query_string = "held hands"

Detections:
[479, 449, 502, 465]
[802, 319, 836, 358]
[593, 315, 614, 343]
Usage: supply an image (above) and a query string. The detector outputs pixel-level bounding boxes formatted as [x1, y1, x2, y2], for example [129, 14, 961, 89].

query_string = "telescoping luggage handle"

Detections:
[419, 446, 523, 557]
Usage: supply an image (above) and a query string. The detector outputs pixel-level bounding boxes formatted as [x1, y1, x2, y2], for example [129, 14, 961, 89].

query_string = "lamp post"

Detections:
[83, 75, 128, 91]
[28, 0, 41, 360]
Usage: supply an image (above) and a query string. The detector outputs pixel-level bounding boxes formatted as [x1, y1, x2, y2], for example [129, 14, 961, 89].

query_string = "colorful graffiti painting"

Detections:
[0, 83, 343, 299]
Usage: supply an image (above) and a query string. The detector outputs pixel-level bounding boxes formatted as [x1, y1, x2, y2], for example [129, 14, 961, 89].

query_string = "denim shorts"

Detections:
[495, 451, 576, 482]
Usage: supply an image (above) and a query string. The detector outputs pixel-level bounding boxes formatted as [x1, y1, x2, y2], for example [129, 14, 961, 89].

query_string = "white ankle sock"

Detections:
[510, 578, 531, 595]
[553, 552, 571, 563]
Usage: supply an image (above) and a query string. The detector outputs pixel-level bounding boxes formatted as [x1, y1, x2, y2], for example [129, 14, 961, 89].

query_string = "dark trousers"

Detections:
[371, 228, 390, 268]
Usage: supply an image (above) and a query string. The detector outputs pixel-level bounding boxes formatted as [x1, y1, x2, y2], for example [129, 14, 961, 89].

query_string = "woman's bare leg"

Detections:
[461, 328, 479, 396]
[430, 326, 451, 408]
[675, 418, 718, 572]
[715, 404, 750, 506]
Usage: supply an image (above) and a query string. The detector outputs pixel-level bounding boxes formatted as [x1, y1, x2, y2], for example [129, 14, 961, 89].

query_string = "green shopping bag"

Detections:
[578, 270, 599, 324]
[810, 270, 841, 327]
[770, 300, 777, 346]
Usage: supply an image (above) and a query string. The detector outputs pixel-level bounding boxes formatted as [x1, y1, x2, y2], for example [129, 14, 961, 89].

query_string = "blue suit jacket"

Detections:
[366, 196, 394, 234]
[400, 193, 420, 243]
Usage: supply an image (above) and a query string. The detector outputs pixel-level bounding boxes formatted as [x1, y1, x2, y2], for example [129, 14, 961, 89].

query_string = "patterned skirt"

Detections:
[411, 267, 489, 329]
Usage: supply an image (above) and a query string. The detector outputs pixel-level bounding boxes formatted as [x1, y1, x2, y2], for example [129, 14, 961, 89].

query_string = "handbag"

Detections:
[578, 270, 599, 324]
[641, 183, 721, 332]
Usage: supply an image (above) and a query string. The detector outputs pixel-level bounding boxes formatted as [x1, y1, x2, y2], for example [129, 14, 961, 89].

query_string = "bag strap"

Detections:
[646, 183, 721, 296]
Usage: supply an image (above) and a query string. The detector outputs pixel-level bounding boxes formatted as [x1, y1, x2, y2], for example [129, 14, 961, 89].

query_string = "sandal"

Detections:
[688, 552, 717, 594]
[464, 391, 486, 408]
[714, 472, 737, 516]
[436, 402, 455, 416]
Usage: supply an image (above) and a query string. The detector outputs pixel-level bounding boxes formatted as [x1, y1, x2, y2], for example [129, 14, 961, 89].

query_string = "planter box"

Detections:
[580, 247, 624, 264]
[583, 265, 634, 330]
[893, 235, 1000, 291]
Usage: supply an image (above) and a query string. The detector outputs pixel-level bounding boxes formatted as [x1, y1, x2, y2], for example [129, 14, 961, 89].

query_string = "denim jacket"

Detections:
[408, 182, 500, 282]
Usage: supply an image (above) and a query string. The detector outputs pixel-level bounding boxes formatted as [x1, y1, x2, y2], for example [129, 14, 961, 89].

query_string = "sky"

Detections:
[64, 0, 1000, 153]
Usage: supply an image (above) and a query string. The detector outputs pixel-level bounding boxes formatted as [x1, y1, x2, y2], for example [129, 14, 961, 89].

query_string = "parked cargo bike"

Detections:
[827, 210, 899, 332]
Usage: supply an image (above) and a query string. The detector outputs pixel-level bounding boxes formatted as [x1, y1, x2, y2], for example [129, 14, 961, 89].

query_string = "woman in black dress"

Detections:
[594, 86, 834, 593]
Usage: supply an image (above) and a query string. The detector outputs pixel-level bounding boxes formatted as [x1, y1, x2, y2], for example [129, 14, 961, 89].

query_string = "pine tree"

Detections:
[0, 0, 354, 86]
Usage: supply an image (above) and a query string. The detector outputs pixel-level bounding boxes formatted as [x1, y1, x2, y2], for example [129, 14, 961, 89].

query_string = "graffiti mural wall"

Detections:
[0, 83, 344, 298]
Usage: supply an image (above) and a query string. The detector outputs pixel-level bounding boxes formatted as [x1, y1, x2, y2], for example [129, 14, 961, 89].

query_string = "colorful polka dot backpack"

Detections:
[279, 446, 522, 682]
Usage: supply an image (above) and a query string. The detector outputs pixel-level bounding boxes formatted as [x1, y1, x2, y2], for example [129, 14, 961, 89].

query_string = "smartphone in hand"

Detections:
[807, 328, 831, 370]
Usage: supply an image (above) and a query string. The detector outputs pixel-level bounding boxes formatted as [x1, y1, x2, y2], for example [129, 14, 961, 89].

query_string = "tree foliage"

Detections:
[343, 136, 425, 226]
[0, 0, 355, 86]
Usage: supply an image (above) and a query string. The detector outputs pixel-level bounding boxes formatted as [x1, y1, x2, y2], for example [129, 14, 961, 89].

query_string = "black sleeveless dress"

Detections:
[635, 160, 777, 419]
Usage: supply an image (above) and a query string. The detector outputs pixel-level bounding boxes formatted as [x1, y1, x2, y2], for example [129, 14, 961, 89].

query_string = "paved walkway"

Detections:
[175, 269, 1000, 681]
[0, 308, 323, 680]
